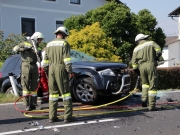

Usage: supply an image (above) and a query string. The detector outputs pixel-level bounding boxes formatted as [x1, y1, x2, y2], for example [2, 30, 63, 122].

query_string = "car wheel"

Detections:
[73, 77, 98, 105]
[5, 87, 14, 95]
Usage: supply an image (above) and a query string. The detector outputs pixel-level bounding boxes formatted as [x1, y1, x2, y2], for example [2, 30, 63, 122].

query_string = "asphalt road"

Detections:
[0, 90, 180, 135]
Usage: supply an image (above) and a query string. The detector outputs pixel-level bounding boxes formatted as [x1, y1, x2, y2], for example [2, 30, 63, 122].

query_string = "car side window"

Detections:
[4, 57, 19, 72]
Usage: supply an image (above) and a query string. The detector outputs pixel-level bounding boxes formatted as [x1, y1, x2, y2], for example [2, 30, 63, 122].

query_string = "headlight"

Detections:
[98, 69, 115, 76]
[121, 68, 129, 74]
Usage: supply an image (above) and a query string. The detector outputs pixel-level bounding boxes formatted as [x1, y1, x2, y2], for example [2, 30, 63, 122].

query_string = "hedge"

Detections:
[129, 67, 180, 91]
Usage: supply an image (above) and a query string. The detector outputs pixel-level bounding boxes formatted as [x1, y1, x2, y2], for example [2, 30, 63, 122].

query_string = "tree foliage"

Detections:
[0, 31, 46, 62]
[135, 9, 166, 49]
[64, 0, 166, 64]
[67, 22, 121, 62]
[0, 31, 26, 62]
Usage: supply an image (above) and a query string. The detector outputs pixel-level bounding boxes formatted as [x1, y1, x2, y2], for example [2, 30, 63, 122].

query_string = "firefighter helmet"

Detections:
[135, 34, 149, 42]
[31, 32, 44, 42]
[54, 26, 69, 36]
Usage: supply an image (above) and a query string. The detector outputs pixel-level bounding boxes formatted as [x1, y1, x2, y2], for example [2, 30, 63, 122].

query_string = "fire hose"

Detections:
[11, 57, 180, 118]
[12, 75, 180, 119]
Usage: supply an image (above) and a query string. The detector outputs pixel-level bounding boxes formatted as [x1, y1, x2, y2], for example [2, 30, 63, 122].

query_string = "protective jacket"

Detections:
[131, 40, 162, 110]
[13, 40, 39, 107]
[43, 38, 73, 120]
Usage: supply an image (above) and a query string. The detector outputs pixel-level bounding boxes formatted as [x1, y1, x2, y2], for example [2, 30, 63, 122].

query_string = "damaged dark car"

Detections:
[0, 50, 131, 105]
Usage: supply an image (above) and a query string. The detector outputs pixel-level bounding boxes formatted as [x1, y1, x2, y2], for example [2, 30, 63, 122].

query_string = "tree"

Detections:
[64, 1, 166, 65]
[64, 1, 135, 63]
[0, 32, 46, 62]
[67, 22, 121, 62]
[136, 9, 166, 49]
[0, 32, 26, 62]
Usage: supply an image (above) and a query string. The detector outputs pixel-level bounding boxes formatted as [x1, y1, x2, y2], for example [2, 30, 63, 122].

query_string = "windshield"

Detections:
[70, 50, 96, 62]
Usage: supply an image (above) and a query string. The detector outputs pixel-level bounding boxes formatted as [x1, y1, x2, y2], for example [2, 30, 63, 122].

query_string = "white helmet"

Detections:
[135, 34, 149, 42]
[54, 26, 69, 36]
[31, 32, 44, 42]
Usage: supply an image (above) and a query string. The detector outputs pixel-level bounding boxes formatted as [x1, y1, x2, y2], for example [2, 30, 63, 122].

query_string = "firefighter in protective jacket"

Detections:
[131, 34, 162, 111]
[43, 26, 75, 123]
[13, 32, 44, 111]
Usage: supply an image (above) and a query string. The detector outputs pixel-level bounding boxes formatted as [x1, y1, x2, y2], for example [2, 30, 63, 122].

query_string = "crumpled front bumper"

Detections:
[104, 74, 131, 95]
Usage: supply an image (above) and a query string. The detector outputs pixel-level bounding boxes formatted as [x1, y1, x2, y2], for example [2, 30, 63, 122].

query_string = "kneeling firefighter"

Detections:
[131, 33, 162, 111]
[13, 32, 44, 111]
[37, 48, 49, 103]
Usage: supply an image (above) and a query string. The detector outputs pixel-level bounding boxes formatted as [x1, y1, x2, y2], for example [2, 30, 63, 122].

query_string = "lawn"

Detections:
[0, 93, 22, 103]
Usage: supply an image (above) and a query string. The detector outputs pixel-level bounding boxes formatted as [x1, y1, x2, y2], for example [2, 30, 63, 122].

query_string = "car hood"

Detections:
[72, 61, 127, 69]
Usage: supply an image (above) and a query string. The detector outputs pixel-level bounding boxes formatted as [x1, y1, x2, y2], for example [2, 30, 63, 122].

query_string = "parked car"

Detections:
[0, 50, 131, 105]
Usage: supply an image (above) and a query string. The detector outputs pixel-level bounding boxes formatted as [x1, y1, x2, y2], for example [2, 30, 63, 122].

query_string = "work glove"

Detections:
[23, 47, 32, 51]
[133, 68, 140, 76]
[69, 72, 75, 87]
[69, 72, 74, 78]
[43, 66, 49, 77]
[155, 52, 162, 61]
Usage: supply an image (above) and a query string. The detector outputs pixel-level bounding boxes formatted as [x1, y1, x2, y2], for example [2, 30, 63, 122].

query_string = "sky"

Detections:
[121, 0, 180, 37]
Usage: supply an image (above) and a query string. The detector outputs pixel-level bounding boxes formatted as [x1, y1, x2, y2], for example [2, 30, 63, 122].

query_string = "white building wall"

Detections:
[0, 0, 106, 42]
[0, 0, 1, 30]
[158, 46, 168, 67]
[168, 41, 180, 67]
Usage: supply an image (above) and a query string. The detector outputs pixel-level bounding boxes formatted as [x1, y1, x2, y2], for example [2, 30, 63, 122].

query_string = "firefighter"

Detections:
[43, 26, 75, 123]
[37, 48, 49, 103]
[131, 33, 162, 111]
[13, 32, 44, 111]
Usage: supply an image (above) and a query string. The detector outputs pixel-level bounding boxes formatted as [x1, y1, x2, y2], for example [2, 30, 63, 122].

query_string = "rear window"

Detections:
[1, 55, 19, 72]
[14, 58, 21, 70]
[70, 49, 95, 62]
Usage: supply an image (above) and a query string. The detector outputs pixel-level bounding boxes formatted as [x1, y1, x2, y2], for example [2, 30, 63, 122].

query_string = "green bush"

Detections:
[0, 31, 26, 62]
[0, 62, 3, 69]
[129, 67, 180, 91]
[157, 67, 180, 89]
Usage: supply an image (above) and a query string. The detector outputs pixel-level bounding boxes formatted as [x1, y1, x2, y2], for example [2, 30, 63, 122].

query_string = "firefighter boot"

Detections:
[30, 95, 37, 110]
[141, 88, 148, 107]
[63, 98, 74, 123]
[25, 106, 31, 111]
[142, 101, 148, 107]
[148, 95, 157, 111]
[49, 100, 58, 123]
[64, 117, 76, 123]
[49, 117, 59, 123]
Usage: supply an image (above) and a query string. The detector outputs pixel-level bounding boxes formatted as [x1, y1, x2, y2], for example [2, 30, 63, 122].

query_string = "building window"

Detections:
[56, 21, 63, 29]
[44, 0, 56, 1]
[21, 18, 35, 36]
[70, 0, 80, 4]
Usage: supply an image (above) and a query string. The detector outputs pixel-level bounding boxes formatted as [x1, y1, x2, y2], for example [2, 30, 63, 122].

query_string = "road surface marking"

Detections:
[0, 118, 118, 135]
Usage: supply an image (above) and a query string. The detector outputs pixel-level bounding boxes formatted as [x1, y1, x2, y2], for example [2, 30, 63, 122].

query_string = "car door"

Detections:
[0, 55, 21, 91]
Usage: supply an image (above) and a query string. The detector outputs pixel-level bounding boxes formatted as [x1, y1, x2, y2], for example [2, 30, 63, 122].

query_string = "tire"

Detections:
[73, 77, 98, 105]
[5, 87, 14, 95]
[5, 87, 22, 96]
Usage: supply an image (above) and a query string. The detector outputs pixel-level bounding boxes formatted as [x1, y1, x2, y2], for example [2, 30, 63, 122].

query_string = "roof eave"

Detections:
[168, 6, 180, 17]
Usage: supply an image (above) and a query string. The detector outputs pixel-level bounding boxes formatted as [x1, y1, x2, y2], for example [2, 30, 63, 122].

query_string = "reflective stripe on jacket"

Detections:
[44, 38, 72, 73]
[131, 40, 161, 69]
